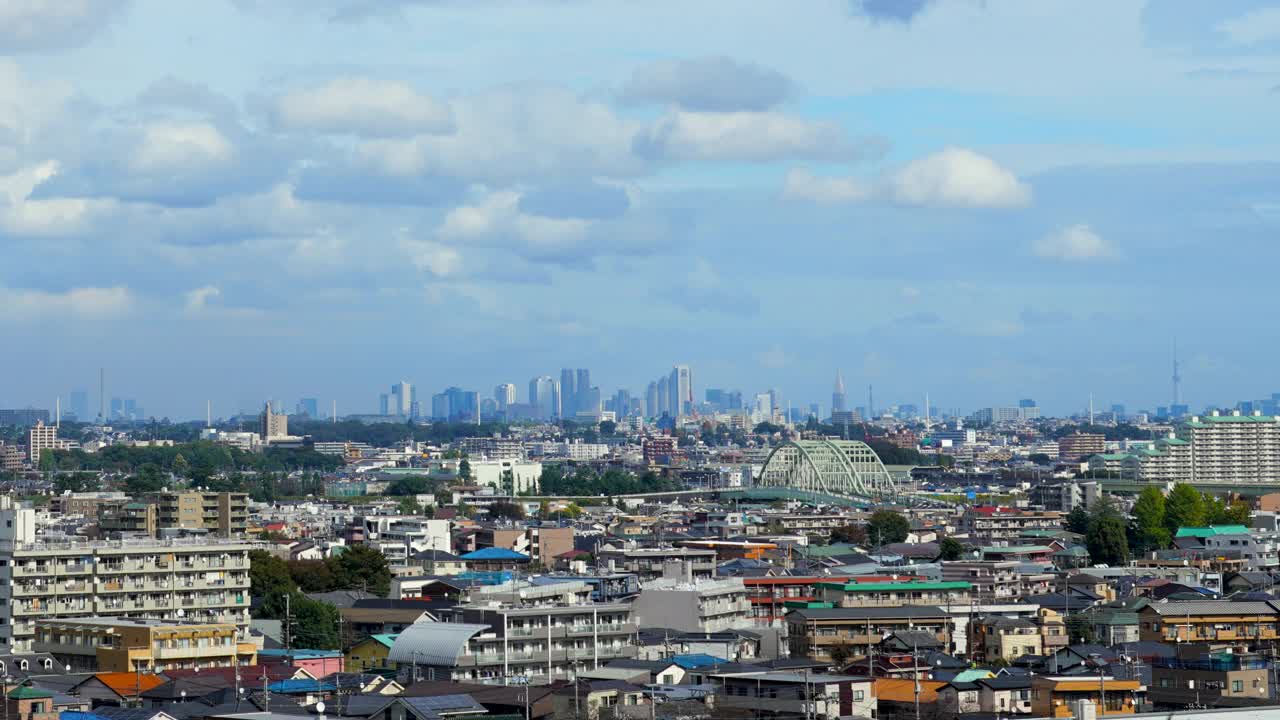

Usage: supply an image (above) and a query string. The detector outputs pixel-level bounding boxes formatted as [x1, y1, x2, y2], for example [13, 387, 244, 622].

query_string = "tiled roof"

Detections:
[1145, 600, 1279, 616]
[93, 673, 167, 696]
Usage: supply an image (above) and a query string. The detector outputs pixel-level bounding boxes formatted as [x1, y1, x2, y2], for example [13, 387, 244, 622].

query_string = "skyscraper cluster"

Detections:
[644, 365, 694, 419]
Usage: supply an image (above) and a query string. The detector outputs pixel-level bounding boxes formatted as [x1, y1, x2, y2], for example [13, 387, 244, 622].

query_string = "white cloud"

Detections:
[439, 190, 592, 254]
[782, 168, 870, 203]
[1216, 7, 1280, 45]
[889, 147, 1030, 208]
[635, 110, 864, 162]
[619, 56, 793, 111]
[0, 285, 133, 320]
[399, 236, 462, 277]
[276, 76, 454, 137]
[0, 0, 126, 52]
[130, 123, 236, 173]
[354, 86, 642, 181]
[184, 285, 221, 311]
[664, 258, 760, 316]
[0, 160, 113, 236]
[1033, 224, 1117, 262]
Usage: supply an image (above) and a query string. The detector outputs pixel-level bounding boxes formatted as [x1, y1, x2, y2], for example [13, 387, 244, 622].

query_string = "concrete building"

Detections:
[149, 492, 249, 537]
[961, 507, 1064, 543]
[971, 615, 1042, 663]
[388, 579, 636, 685]
[0, 497, 252, 653]
[1179, 411, 1280, 483]
[259, 402, 288, 440]
[33, 617, 256, 672]
[1149, 649, 1270, 708]
[26, 422, 70, 463]
[1138, 601, 1280, 644]
[941, 561, 1022, 601]
[597, 545, 717, 580]
[1030, 676, 1140, 717]
[1058, 433, 1106, 461]
[470, 459, 542, 494]
[815, 580, 972, 608]
[474, 525, 572, 567]
[715, 672, 876, 720]
[785, 606, 952, 663]
[632, 577, 752, 633]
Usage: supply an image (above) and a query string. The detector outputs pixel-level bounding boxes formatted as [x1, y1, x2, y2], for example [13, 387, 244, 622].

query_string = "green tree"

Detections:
[831, 524, 867, 545]
[397, 496, 423, 515]
[1165, 483, 1206, 535]
[125, 463, 167, 495]
[1086, 499, 1129, 566]
[866, 510, 911, 545]
[249, 549, 295, 600]
[326, 545, 392, 596]
[599, 420, 617, 436]
[458, 459, 473, 482]
[387, 476, 431, 496]
[1065, 614, 1097, 644]
[172, 453, 190, 477]
[289, 593, 341, 649]
[1131, 486, 1170, 553]
[489, 501, 526, 520]
[289, 560, 336, 593]
[938, 537, 965, 561]
[1222, 500, 1252, 526]
[1066, 506, 1090, 535]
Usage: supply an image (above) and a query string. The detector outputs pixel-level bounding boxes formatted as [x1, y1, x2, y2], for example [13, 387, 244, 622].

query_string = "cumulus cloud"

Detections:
[888, 147, 1031, 208]
[0, 285, 133, 320]
[0, 160, 113, 236]
[1033, 224, 1117, 261]
[184, 285, 221, 311]
[275, 76, 454, 136]
[354, 86, 643, 182]
[398, 236, 462, 277]
[1216, 7, 1280, 45]
[130, 123, 235, 173]
[783, 148, 1028, 209]
[663, 258, 760, 316]
[0, 0, 127, 52]
[619, 56, 793, 111]
[782, 168, 870, 203]
[635, 110, 876, 163]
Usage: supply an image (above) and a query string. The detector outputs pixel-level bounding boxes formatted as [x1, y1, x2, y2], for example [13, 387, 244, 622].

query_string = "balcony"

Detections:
[154, 645, 238, 660]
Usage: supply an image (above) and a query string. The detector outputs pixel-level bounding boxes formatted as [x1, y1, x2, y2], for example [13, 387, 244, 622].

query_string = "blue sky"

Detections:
[3, 0, 1280, 419]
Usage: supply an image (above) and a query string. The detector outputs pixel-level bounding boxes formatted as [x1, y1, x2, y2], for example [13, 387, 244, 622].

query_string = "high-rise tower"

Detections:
[832, 370, 848, 414]
[1172, 338, 1182, 408]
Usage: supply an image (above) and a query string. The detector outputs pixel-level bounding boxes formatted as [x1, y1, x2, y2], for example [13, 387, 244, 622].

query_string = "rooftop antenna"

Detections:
[206, 400, 212, 428]
[1172, 337, 1182, 407]
[56, 396, 61, 429]
[332, 399, 337, 424]
[1089, 393, 1095, 425]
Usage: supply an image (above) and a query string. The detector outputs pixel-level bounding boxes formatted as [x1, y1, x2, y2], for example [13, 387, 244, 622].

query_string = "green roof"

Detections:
[784, 601, 834, 609]
[1189, 415, 1279, 424]
[953, 669, 996, 682]
[1159, 438, 1189, 445]
[1175, 525, 1250, 538]
[1093, 453, 1132, 461]
[7, 687, 52, 700]
[818, 581, 971, 593]
[371, 633, 399, 648]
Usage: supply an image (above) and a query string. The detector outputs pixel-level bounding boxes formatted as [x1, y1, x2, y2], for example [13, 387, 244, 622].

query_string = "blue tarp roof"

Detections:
[460, 547, 530, 561]
[267, 679, 337, 694]
[671, 654, 728, 669]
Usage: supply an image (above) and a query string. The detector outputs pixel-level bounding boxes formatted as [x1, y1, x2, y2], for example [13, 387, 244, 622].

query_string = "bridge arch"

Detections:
[757, 439, 897, 498]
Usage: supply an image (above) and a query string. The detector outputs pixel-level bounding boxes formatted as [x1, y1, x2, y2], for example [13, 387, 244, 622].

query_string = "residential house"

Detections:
[1149, 648, 1271, 708]
[815, 581, 972, 609]
[346, 634, 397, 673]
[1138, 601, 1280, 645]
[972, 616, 1043, 663]
[716, 672, 876, 720]
[1030, 675, 1141, 717]
[786, 606, 952, 663]
[878, 678, 945, 720]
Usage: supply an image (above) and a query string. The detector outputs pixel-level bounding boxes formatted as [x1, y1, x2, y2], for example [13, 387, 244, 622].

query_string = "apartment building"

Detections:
[474, 525, 572, 567]
[1030, 676, 1140, 717]
[597, 545, 717, 580]
[27, 422, 73, 463]
[632, 577, 752, 633]
[1174, 526, 1280, 571]
[97, 502, 158, 536]
[715, 672, 877, 720]
[1179, 411, 1280, 483]
[1058, 433, 1106, 461]
[814, 580, 972, 608]
[1149, 650, 1270, 708]
[1123, 438, 1194, 484]
[941, 561, 1022, 601]
[744, 576, 858, 626]
[962, 507, 1064, 543]
[0, 497, 252, 653]
[148, 492, 249, 537]
[971, 616, 1043, 663]
[785, 606, 952, 663]
[1138, 601, 1280, 645]
[1, 444, 25, 472]
[33, 617, 257, 672]
[388, 579, 636, 685]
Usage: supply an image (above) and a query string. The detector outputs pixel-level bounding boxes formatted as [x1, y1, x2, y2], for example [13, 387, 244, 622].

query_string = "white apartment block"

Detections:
[631, 577, 753, 634]
[1179, 411, 1280, 483]
[27, 422, 73, 463]
[0, 498, 251, 653]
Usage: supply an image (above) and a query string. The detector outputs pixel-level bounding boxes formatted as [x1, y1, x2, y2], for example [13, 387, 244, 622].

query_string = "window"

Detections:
[855, 690, 865, 701]
[1159, 679, 1169, 688]
[1233, 681, 1244, 693]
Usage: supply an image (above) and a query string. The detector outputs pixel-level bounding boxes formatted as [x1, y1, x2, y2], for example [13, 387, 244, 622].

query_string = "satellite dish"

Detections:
[316, 702, 326, 715]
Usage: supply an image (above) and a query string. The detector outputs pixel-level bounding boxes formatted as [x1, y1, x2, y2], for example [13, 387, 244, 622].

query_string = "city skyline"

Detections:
[4, 2, 1280, 417]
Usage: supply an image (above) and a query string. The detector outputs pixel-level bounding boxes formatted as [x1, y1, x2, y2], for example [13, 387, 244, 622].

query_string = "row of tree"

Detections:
[248, 546, 394, 649]
[42, 441, 341, 475]
[536, 465, 683, 496]
[1067, 483, 1252, 565]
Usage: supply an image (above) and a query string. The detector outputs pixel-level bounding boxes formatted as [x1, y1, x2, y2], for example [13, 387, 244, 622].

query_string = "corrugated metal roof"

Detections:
[1146, 601, 1279, 616]
[388, 620, 491, 666]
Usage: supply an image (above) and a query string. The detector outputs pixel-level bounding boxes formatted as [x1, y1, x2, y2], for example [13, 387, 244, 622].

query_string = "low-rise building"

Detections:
[1149, 650, 1270, 708]
[716, 672, 876, 720]
[1030, 675, 1141, 717]
[597, 545, 718, 580]
[786, 606, 952, 663]
[815, 580, 972, 608]
[1138, 601, 1280, 645]
[33, 617, 256, 672]
[971, 615, 1042, 663]
[941, 561, 1021, 601]
[632, 577, 752, 633]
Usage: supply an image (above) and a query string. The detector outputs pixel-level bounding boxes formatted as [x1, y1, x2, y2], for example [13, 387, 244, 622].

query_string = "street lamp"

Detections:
[2, 674, 12, 720]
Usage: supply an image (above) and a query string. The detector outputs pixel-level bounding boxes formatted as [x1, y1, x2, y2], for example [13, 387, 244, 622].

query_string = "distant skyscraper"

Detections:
[260, 401, 288, 439]
[69, 389, 89, 421]
[645, 381, 659, 418]
[613, 389, 632, 417]
[656, 375, 670, 416]
[1018, 398, 1037, 408]
[390, 381, 413, 417]
[669, 365, 693, 417]
[530, 376, 560, 420]
[832, 370, 848, 415]
[560, 369, 577, 415]
[576, 369, 591, 414]
[726, 390, 743, 410]
[379, 393, 390, 416]
[494, 383, 516, 410]
[296, 398, 319, 418]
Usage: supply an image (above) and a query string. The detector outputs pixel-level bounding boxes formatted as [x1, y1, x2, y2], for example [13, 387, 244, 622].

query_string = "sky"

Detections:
[3, 0, 1280, 420]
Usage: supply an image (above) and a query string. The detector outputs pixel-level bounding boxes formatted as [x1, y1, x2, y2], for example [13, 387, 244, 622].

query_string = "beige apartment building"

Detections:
[0, 498, 252, 653]
[150, 492, 249, 537]
[34, 617, 257, 672]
